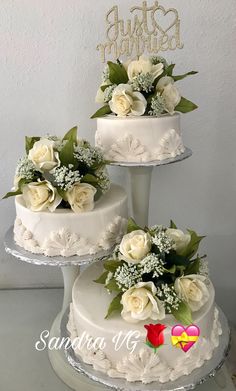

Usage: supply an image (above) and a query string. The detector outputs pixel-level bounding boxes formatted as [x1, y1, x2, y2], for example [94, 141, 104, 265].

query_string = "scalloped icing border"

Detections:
[97, 129, 185, 163]
[67, 306, 222, 384]
[13, 216, 127, 257]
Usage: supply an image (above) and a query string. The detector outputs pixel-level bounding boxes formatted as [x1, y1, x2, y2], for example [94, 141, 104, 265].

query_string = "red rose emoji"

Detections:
[144, 324, 166, 351]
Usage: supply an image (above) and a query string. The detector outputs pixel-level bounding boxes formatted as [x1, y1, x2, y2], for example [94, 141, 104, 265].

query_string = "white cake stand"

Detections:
[110, 147, 192, 226]
[4, 228, 113, 391]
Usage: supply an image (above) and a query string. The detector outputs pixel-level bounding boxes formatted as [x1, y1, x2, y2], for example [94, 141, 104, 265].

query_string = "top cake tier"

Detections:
[95, 113, 184, 163]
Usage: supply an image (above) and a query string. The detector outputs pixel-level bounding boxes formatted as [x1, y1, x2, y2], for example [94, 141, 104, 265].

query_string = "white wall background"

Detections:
[0, 1, 236, 323]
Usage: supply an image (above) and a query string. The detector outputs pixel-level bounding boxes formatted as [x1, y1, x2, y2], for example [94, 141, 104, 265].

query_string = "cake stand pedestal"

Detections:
[4, 228, 111, 391]
[111, 147, 192, 226]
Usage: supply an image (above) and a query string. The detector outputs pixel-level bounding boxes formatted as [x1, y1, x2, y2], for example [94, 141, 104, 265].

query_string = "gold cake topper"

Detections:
[97, 1, 184, 63]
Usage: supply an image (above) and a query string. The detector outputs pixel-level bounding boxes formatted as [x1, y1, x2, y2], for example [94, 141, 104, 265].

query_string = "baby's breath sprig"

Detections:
[51, 165, 81, 191]
[157, 284, 181, 313]
[152, 231, 174, 254]
[131, 72, 154, 93]
[15, 157, 37, 181]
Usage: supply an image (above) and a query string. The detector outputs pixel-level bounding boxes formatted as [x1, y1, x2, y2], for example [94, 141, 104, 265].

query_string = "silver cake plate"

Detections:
[4, 227, 114, 267]
[61, 307, 231, 391]
[110, 147, 192, 168]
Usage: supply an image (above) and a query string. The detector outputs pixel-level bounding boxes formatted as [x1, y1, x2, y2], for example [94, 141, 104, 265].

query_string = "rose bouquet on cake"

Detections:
[95, 218, 210, 325]
[3, 127, 110, 213]
[92, 55, 198, 118]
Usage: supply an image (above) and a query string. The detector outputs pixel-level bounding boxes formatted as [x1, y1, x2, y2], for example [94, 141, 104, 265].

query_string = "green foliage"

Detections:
[165, 63, 175, 76]
[107, 61, 128, 85]
[2, 188, 22, 199]
[63, 127, 78, 143]
[127, 217, 142, 233]
[171, 301, 193, 325]
[25, 136, 40, 154]
[94, 271, 109, 284]
[3, 177, 28, 199]
[175, 97, 198, 113]
[182, 230, 205, 259]
[91, 105, 112, 119]
[185, 257, 201, 275]
[105, 278, 121, 292]
[103, 260, 123, 273]
[166, 251, 189, 267]
[172, 71, 198, 82]
[170, 220, 177, 229]
[105, 293, 123, 319]
[81, 174, 98, 184]
[59, 139, 77, 168]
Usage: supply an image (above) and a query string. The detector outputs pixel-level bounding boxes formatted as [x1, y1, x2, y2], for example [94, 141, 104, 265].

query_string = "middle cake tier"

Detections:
[14, 184, 128, 257]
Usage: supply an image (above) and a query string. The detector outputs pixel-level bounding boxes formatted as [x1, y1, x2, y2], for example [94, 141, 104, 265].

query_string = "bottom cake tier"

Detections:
[67, 262, 222, 384]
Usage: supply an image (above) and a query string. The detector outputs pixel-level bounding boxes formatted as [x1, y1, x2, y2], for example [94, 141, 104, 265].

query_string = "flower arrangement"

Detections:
[95, 218, 209, 325]
[92, 56, 198, 118]
[3, 127, 110, 213]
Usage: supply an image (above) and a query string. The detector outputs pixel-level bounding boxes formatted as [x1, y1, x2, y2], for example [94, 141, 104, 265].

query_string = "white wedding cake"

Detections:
[96, 114, 184, 163]
[92, 55, 197, 163]
[68, 220, 222, 384]
[4, 127, 128, 257]
[68, 263, 222, 384]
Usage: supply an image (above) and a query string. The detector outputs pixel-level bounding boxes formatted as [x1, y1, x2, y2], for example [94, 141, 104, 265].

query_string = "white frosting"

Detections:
[95, 114, 185, 163]
[14, 184, 128, 257]
[68, 262, 222, 384]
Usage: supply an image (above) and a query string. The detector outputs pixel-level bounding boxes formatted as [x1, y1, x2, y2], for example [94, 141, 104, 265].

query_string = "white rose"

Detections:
[28, 139, 60, 171]
[22, 181, 62, 212]
[121, 281, 165, 323]
[156, 76, 181, 114]
[66, 183, 97, 214]
[174, 275, 210, 312]
[119, 230, 151, 263]
[109, 84, 147, 117]
[127, 55, 163, 82]
[166, 228, 191, 254]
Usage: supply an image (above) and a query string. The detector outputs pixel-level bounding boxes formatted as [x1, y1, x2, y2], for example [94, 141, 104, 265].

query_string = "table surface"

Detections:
[0, 288, 235, 391]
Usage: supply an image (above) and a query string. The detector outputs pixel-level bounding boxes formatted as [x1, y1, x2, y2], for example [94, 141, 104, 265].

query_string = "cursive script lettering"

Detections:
[97, 1, 184, 62]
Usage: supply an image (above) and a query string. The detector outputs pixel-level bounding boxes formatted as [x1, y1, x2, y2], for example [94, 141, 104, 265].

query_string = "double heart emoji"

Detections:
[171, 325, 200, 353]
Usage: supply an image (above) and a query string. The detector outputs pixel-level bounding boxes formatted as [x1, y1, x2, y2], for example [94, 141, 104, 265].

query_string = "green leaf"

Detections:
[106, 278, 121, 292]
[105, 293, 123, 319]
[182, 230, 205, 259]
[165, 64, 175, 76]
[175, 97, 198, 113]
[166, 251, 189, 267]
[172, 301, 193, 325]
[59, 139, 77, 167]
[100, 84, 111, 92]
[57, 188, 67, 201]
[170, 220, 177, 229]
[81, 174, 98, 184]
[107, 61, 128, 85]
[185, 257, 201, 275]
[127, 217, 141, 233]
[103, 260, 122, 273]
[63, 127, 78, 143]
[94, 271, 109, 284]
[91, 105, 112, 119]
[94, 187, 103, 202]
[163, 265, 176, 274]
[2, 188, 22, 199]
[172, 71, 198, 82]
[25, 136, 40, 154]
